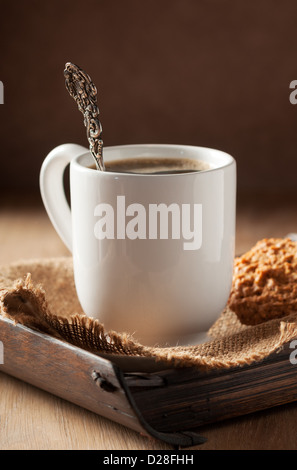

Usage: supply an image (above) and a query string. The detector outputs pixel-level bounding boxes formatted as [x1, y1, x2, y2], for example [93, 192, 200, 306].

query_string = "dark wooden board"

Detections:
[1, 314, 297, 447]
[128, 343, 297, 432]
[0, 315, 205, 447]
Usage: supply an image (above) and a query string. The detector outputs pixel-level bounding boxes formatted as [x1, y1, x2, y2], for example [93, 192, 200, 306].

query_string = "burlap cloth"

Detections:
[1, 256, 297, 370]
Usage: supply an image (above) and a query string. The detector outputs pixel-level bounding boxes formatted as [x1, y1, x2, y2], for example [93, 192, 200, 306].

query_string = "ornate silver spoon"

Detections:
[64, 62, 105, 171]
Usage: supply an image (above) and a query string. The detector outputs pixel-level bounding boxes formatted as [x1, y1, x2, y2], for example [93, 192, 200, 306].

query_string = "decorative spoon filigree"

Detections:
[64, 62, 105, 171]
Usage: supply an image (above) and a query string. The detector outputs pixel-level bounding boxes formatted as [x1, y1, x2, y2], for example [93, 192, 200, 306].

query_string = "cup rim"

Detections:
[72, 143, 236, 177]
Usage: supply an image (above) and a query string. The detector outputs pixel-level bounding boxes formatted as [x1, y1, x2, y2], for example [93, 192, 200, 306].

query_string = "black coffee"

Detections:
[89, 157, 210, 174]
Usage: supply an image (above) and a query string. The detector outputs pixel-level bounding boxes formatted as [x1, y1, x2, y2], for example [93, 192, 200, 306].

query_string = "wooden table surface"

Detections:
[1, 192, 297, 450]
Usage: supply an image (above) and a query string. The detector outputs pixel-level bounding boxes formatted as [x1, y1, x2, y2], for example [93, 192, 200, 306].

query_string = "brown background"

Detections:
[1, 0, 297, 199]
[2, 1, 297, 451]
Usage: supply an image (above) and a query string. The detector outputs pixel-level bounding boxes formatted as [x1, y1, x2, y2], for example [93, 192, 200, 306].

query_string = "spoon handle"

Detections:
[64, 62, 105, 171]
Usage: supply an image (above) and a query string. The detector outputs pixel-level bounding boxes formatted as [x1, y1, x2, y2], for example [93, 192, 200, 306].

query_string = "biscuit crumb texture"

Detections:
[228, 238, 297, 325]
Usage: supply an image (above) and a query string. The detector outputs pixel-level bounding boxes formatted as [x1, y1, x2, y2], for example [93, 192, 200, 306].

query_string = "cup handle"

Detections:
[39, 143, 87, 252]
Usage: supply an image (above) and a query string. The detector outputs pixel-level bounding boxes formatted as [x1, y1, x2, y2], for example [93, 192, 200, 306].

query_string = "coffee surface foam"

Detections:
[90, 157, 210, 174]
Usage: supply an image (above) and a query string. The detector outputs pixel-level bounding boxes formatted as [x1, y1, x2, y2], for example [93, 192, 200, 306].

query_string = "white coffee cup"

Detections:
[40, 143, 236, 346]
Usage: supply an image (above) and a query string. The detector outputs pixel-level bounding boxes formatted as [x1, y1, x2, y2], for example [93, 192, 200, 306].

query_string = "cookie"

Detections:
[228, 237, 297, 325]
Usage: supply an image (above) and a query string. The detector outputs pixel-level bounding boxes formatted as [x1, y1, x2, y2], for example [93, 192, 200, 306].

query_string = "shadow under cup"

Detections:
[41, 143, 236, 347]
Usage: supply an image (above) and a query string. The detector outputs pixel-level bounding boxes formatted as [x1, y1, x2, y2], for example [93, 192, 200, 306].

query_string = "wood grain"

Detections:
[1, 193, 297, 450]
[0, 372, 171, 450]
[129, 343, 297, 433]
[0, 315, 206, 448]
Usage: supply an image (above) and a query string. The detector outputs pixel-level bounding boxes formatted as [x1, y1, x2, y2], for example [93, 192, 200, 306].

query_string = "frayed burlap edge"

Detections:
[1, 257, 297, 370]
